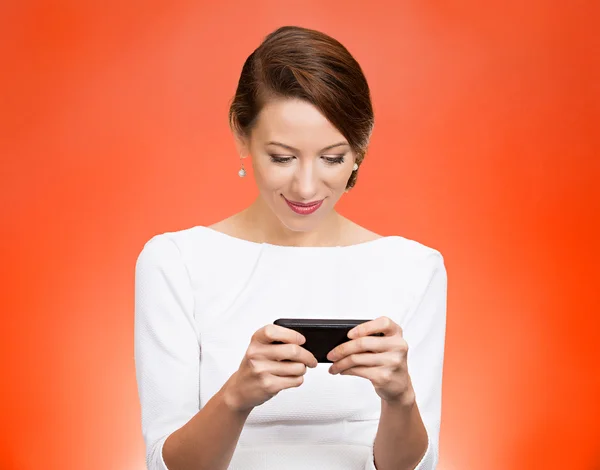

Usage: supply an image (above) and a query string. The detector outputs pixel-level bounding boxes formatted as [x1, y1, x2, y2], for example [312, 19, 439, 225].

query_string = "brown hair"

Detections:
[228, 25, 374, 190]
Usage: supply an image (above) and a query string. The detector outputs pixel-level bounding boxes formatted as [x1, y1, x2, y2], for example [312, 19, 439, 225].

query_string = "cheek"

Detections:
[325, 167, 353, 190]
[253, 162, 288, 189]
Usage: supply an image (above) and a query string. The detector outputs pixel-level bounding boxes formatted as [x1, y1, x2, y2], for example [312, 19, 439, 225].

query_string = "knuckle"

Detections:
[257, 371, 271, 385]
[264, 325, 276, 341]
[247, 345, 259, 358]
[381, 369, 393, 383]
[260, 375, 274, 391]
[290, 344, 301, 358]
[393, 352, 403, 366]
[373, 376, 385, 388]
[382, 316, 392, 328]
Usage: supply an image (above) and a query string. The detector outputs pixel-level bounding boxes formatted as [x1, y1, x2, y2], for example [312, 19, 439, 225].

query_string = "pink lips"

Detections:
[283, 197, 324, 215]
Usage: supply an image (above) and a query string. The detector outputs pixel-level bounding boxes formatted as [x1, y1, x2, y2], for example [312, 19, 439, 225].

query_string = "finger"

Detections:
[267, 343, 318, 368]
[278, 375, 305, 390]
[327, 335, 393, 362]
[255, 324, 306, 345]
[248, 357, 309, 377]
[348, 316, 400, 339]
[329, 351, 397, 375]
[338, 365, 381, 382]
[266, 361, 308, 377]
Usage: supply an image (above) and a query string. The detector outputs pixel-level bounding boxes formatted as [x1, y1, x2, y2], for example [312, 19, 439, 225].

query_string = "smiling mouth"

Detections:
[282, 196, 324, 215]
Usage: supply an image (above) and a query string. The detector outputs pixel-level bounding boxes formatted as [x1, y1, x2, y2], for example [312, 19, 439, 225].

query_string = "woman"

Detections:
[134, 25, 447, 470]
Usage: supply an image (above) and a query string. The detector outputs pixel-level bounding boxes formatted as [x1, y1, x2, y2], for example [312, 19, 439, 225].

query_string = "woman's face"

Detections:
[238, 98, 357, 233]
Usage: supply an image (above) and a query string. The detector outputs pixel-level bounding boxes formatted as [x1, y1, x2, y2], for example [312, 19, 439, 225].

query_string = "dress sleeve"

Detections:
[363, 252, 448, 470]
[134, 234, 200, 470]
[402, 252, 448, 469]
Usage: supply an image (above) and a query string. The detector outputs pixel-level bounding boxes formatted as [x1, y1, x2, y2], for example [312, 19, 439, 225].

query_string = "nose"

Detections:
[290, 161, 319, 201]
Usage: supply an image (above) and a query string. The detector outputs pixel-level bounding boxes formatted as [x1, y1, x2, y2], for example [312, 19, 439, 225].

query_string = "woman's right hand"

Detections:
[223, 324, 318, 413]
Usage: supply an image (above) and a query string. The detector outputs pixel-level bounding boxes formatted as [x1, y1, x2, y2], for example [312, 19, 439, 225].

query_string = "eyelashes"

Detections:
[269, 154, 346, 165]
[269, 155, 293, 164]
[322, 155, 346, 165]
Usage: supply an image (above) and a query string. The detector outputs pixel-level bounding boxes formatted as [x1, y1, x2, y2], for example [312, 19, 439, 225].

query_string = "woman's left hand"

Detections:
[327, 316, 414, 404]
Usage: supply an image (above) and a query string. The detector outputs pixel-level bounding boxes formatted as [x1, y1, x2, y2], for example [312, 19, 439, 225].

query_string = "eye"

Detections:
[269, 154, 294, 164]
[322, 154, 346, 165]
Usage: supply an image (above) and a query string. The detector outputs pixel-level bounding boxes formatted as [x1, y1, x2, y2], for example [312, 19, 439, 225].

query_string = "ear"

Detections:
[233, 132, 250, 159]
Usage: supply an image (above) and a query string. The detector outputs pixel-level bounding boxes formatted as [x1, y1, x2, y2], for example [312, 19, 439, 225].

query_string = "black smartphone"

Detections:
[273, 318, 384, 363]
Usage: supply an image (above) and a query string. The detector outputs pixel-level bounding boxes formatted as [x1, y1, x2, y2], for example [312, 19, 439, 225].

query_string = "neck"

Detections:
[238, 196, 345, 247]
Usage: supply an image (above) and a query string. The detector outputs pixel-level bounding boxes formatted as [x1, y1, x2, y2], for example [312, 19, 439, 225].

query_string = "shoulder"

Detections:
[389, 237, 447, 313]
[135, 224, 261, 282]
[137, 225, 205, 258]
[340, 217, 444, 273]
[385, 235, 443, 263]
[384, 235, 445, 280]
[135, 225, 231, 272]
[340, 220, 445, 297]
[359, 232, 446, 297]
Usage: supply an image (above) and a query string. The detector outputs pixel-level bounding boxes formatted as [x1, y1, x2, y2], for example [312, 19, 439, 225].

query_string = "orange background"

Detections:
[1, 1, 599, 469]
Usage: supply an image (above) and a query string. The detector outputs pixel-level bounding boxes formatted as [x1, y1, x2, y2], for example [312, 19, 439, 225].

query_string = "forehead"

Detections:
[252, 98, 345, 147]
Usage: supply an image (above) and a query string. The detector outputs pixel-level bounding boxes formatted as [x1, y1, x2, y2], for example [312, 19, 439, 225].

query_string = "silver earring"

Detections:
[353, 163, 358, 171]
[238, 160, 246, 178]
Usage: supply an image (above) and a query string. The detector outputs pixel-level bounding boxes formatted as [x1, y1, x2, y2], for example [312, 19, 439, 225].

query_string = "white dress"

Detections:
[134, 226, 447, 470]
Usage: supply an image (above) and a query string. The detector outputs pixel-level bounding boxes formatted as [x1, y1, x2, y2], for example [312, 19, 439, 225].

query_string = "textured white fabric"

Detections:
[134, 226, 447, 470]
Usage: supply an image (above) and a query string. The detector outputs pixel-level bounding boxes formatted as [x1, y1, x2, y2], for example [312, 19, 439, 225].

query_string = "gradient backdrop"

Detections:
[1, 1, 599, 469]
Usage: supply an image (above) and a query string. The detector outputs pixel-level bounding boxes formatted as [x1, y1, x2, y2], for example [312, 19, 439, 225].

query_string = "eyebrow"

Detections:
[266, 141, 349, 152]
